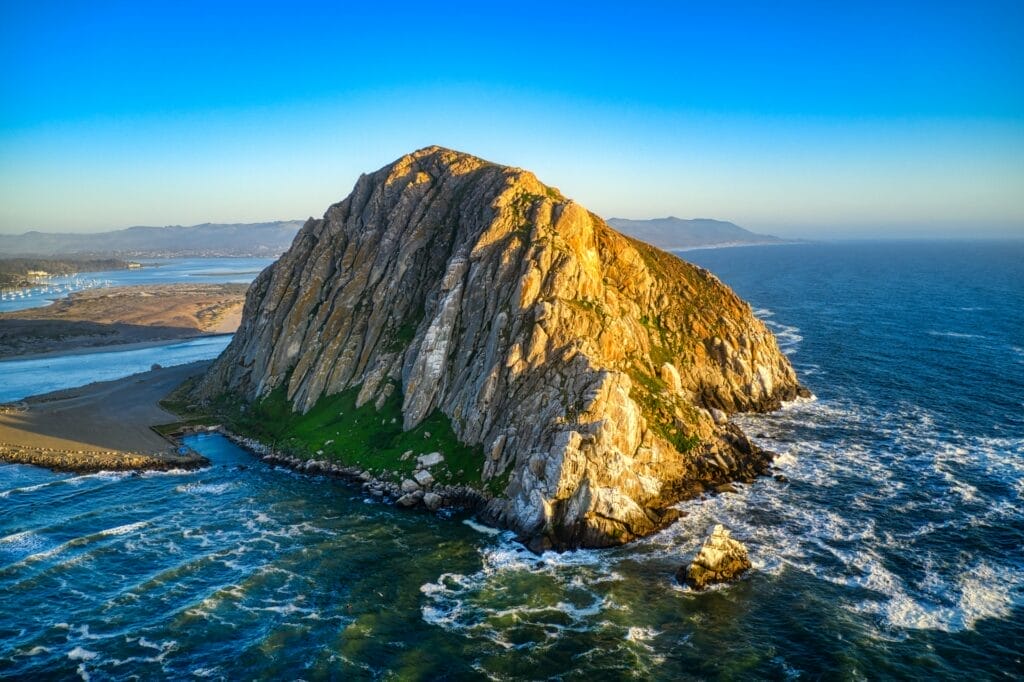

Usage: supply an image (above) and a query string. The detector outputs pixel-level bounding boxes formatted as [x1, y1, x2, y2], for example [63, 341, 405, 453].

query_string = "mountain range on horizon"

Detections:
[0, 216, 782, 258]
[0, 221, 304, 258]
[606, 217, 784, 250]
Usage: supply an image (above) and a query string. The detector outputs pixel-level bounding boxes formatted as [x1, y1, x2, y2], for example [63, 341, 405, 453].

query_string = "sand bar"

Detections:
[0, 283, 246, 359]
[0, 362, 211, 472]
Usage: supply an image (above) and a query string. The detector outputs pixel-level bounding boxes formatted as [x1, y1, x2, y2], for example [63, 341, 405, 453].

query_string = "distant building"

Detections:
[25, 270, 50, 278]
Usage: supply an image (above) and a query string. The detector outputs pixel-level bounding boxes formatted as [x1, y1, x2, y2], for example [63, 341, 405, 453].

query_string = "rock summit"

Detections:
[195, 146, 805, 549]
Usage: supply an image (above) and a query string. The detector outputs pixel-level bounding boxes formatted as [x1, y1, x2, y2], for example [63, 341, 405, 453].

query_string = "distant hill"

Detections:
[0, 221, 304, 258]
[606, 217, 783, 250]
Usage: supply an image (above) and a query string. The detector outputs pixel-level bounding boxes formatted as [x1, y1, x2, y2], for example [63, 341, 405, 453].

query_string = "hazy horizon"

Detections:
[4, 212, 1024, 243]
[2, 2, 1022, 240]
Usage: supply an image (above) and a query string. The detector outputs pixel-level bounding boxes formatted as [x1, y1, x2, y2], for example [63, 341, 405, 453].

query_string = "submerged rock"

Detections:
[194, 146, 804, 550]
[678, 524, 752, 589]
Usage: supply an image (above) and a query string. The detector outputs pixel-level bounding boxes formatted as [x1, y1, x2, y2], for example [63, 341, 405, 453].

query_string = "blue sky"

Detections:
[1, 1, 1022, 237]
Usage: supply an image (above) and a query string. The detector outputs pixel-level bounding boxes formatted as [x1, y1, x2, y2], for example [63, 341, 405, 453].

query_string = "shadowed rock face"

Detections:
[195, 146, 805, 549]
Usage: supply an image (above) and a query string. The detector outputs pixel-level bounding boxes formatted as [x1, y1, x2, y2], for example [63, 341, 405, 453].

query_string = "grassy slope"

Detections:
[163, 376, 499, 492]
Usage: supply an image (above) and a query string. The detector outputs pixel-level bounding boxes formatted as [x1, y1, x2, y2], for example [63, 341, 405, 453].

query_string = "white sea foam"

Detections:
[67, 646, 97, 661]
[1, 481, 61, 498]
[174, 482, 234, 495]
[927, 330, 987, 340]
[852, 560, 1022, 633]
[85, 471, 132, 482]
[29, 645, 52, 656]
[192, 666, 222, 677]
[140, 467, 208, 478]
[0, 529, 46, 553]
[98, 521, 148, 537]
[462, 519, 501, 535]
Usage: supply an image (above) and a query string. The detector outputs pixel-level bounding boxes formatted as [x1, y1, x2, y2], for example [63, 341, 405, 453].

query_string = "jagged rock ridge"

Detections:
[196, 146, 805, 549]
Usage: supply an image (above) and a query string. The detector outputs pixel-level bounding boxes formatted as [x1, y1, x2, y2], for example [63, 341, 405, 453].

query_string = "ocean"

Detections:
[1, 241, 1021, 679]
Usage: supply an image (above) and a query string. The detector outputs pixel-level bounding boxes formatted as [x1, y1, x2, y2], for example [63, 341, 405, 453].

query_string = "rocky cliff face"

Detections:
[195, 146, 805, 550]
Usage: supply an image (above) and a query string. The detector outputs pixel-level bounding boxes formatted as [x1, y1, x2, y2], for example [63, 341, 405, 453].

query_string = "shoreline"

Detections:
[172, 424, 491, 516]
[0, 362, 212, 473]
[0, 332, 233, 362]
[0, 282, 246, 359]
[670, 240, 801, 253]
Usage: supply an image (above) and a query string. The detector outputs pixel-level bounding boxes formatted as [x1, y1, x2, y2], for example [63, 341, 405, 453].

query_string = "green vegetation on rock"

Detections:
[213, 382, 487, 488]
[625, 363, 701, 454]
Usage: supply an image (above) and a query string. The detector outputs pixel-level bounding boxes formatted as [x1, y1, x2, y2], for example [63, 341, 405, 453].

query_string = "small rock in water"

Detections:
[151, 363, 162, 371]
[677, 524, 752, 590]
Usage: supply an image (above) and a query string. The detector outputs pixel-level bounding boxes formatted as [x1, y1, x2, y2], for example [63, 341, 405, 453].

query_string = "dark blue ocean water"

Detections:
[1, 241, 1021, 679]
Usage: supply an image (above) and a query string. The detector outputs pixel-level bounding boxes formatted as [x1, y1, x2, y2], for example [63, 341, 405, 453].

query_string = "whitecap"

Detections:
[67, 646, 97, 661]
[140, 467, 209, 478]
[462, 519, 501, 535]
[927, 330, 987, 340]
[192, 667, 221, 677]
[98, 521, 148, 537]
[624, 626, 659, 643]
[175, 482, 234, 495]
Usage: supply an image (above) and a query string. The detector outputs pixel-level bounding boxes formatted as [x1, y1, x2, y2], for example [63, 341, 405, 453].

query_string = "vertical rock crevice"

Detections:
[195, 146, 807, 549]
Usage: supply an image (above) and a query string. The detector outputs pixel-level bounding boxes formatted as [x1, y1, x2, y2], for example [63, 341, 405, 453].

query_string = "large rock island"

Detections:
[193, 146, 805, 550]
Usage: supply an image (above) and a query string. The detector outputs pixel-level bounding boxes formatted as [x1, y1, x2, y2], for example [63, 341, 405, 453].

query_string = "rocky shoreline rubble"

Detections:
[0, 440, 208, 473]
[182, 425, 490, 515]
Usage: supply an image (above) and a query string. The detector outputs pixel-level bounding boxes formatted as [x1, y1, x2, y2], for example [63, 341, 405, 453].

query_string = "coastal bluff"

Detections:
[193, 146, 805, 550]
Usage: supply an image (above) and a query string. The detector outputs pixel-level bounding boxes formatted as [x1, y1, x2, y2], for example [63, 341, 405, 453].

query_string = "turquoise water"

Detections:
[1, 242, 1022, 679]
[0, 257, 274, 313]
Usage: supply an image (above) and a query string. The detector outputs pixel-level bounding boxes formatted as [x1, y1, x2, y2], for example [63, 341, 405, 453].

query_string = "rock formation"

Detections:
[677, 524, 753, 589]
[195, 146, 805, 550]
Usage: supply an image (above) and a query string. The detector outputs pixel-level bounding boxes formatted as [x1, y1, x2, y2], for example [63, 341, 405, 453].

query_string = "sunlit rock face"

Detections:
[196, 146, 804, 549]
[678, 524, 753, 589]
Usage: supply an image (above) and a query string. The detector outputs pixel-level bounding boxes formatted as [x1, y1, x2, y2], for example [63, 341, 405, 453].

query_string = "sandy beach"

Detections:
[0, 361, 211, 472]
[0, 283, 246, 358]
